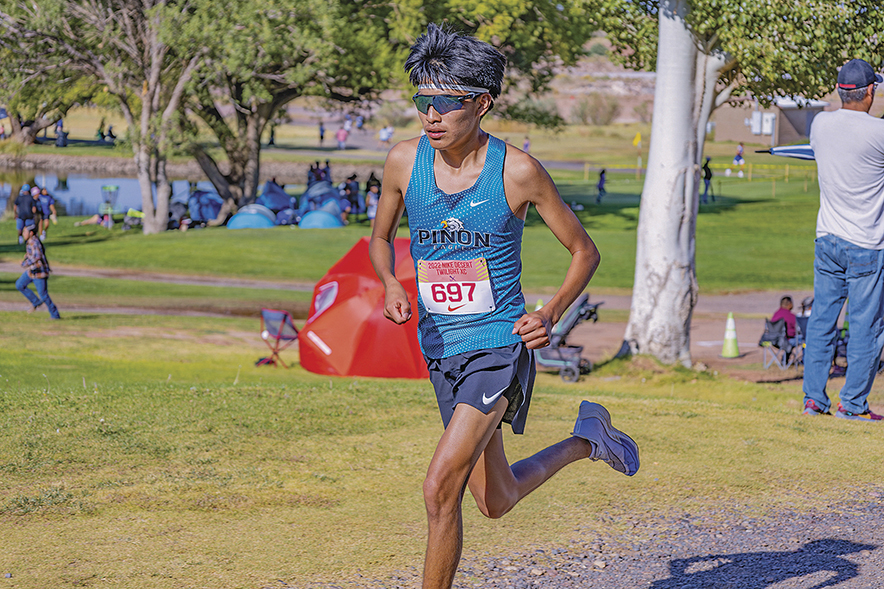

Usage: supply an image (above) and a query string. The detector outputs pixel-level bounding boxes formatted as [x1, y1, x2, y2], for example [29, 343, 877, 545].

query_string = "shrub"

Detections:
[572, 93, 621, 126]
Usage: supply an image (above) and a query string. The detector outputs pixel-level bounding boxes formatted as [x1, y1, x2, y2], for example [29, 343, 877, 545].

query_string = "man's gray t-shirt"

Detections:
[810, 108, 884, 249]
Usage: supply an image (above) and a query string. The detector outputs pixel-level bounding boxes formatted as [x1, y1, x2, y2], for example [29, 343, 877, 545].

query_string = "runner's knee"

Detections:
[423, 472, 463, 517]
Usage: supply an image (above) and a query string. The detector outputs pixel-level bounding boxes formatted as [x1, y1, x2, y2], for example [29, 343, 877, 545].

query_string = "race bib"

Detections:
[417, 258, 496, 315]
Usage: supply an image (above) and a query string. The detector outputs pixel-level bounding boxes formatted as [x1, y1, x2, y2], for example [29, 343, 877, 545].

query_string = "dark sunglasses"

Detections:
[412, 92, 484, 115]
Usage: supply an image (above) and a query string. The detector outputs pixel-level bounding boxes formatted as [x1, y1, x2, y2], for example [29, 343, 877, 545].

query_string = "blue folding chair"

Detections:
[257, 308, 299, 368]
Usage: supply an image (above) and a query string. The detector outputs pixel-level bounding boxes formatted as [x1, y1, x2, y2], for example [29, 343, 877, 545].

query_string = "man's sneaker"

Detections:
[571, 401, 640, 476]
[835, 403, 883, 422]
[802, 399, 830, 416]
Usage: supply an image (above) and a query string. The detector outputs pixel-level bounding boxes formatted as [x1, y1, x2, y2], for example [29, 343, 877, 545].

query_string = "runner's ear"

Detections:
[477, 94, 494, 117]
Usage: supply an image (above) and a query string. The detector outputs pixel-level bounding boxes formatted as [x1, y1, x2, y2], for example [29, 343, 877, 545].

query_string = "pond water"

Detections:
[0, 169, 217, 216]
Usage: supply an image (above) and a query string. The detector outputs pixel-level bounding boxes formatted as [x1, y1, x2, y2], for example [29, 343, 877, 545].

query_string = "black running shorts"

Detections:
[426, 343, 535, 434]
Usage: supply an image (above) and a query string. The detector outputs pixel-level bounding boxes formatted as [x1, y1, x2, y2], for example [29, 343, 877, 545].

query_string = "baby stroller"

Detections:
[535, 293, 602, 382]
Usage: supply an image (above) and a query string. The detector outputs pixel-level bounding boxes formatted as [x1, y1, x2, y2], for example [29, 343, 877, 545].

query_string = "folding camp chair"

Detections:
[759, 318, 795, 370]
[257, 308, 299, 368]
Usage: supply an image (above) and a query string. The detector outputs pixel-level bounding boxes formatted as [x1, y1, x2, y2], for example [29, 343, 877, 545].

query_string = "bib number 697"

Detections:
[431, 282, 475, 303]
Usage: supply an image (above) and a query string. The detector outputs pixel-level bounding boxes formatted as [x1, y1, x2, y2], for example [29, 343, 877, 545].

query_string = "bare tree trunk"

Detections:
[12, 118, 56, 145]
[624, 0, 700, 367]
[241, 103, 272, 207]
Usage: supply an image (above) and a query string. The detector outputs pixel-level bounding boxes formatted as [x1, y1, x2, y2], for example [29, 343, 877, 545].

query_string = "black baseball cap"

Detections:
[837, 59, 883, 89]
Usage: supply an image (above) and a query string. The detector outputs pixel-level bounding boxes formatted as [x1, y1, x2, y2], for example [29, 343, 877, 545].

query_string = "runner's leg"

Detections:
[422, 398, 508, 589]
[468, 428, 590, 519]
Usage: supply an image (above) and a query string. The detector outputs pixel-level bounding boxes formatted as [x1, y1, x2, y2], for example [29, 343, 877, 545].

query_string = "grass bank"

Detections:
[2, 170, 819, 298]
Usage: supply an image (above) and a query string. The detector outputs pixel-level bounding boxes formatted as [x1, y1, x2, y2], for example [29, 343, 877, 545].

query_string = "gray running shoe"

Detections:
[572, 401, 640, 476]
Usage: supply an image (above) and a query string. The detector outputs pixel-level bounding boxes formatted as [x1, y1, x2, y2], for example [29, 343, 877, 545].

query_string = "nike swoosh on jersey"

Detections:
[447, 304, 466, 312]
[470, 199, 490, 207]
[482, 387, 506, 406]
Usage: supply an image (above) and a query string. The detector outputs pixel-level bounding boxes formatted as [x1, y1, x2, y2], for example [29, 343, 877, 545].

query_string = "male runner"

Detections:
[369, 24, 639, 589]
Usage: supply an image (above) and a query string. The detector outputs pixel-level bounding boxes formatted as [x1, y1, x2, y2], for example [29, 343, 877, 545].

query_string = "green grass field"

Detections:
[1, 312, 882, 588]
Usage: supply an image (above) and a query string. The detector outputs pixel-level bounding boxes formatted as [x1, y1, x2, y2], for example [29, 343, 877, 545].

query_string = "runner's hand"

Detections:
[513, 311, 552, 349]
[383, 282, 412, 324]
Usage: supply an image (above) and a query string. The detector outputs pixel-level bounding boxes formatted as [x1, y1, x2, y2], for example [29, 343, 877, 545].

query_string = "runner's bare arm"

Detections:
[504, 148, 600, 349]
[369, 140, 418, 324]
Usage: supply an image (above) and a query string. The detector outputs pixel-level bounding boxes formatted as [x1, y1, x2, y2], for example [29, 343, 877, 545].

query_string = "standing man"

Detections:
[38, 187, 58, 241]
[803, 58, 884, 421]
[17, 225, 61, 319]
[14, 184, 37, 245]
[701, 157, 713, 204]
[335, 126, 349, 150]
[369, 24, 639, 589]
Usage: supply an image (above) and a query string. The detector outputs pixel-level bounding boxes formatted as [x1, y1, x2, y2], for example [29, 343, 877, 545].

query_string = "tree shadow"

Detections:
[650, 539, 876, 589]
[535, 185, 749, 229]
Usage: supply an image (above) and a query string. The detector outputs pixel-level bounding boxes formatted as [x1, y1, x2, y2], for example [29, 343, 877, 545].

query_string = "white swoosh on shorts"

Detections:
[482, 387, 506, 406]
[470, 199, 490, 207]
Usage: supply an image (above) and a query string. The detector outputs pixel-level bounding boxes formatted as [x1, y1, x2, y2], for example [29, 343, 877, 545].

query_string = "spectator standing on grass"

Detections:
[369, 24, 638, 589]
[733, 142, 745, 177]
[522, 135, 530, 153]
[596, 168, 607, 204]
[16, 225, 60, 319]
[318, 120, 325, 146]
[335, 126, 348, 150]
[802, 58, 884, 421]
[378, 125, 394, 149]
[14, 184, 36, 245]
[29, 186, 44, 236]
[702, 157, 713, 204]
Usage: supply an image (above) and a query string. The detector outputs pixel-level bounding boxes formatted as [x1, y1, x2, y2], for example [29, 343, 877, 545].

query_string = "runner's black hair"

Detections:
[405, 23, 506, 99]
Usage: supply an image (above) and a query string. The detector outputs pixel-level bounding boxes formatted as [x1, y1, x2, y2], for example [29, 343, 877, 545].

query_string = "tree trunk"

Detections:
[241, 104, 272, 207]
[624, 0, 700, 367]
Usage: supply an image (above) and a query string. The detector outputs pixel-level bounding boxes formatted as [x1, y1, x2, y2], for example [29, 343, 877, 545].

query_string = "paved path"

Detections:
[0, 262, 314, 292]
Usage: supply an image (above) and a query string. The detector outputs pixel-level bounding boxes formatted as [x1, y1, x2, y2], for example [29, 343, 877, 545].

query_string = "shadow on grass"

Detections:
[534, 185, 751, 229]
[650, 539, 876, 589]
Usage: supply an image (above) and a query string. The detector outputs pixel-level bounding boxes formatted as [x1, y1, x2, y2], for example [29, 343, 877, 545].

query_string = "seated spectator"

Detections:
[337, 185, 353, 224]
[772, 295, 797, 339]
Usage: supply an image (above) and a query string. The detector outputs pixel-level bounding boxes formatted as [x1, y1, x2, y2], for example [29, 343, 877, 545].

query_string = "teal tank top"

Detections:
[404, 134, 526, 358]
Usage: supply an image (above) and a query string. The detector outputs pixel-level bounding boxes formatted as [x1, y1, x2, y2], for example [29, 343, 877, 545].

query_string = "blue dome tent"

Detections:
[227, 203, 277, 229]
[299, 210, 344, 229]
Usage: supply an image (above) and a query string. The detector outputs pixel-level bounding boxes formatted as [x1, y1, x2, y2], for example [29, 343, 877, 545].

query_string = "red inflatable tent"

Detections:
[299, 237, 429, 379]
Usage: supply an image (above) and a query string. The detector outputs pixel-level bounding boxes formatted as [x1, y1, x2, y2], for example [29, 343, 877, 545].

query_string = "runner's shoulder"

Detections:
[386, 137, 420, 168]
[503, 143, 550, 186]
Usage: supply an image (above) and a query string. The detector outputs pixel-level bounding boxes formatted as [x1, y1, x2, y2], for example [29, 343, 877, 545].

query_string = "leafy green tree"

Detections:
[177, 0, 395, 221]
[599, 0, 884, 365]
[181, 0, 596, 221]
[0, 47, 98, 145]
[0, 0, 205, 234]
